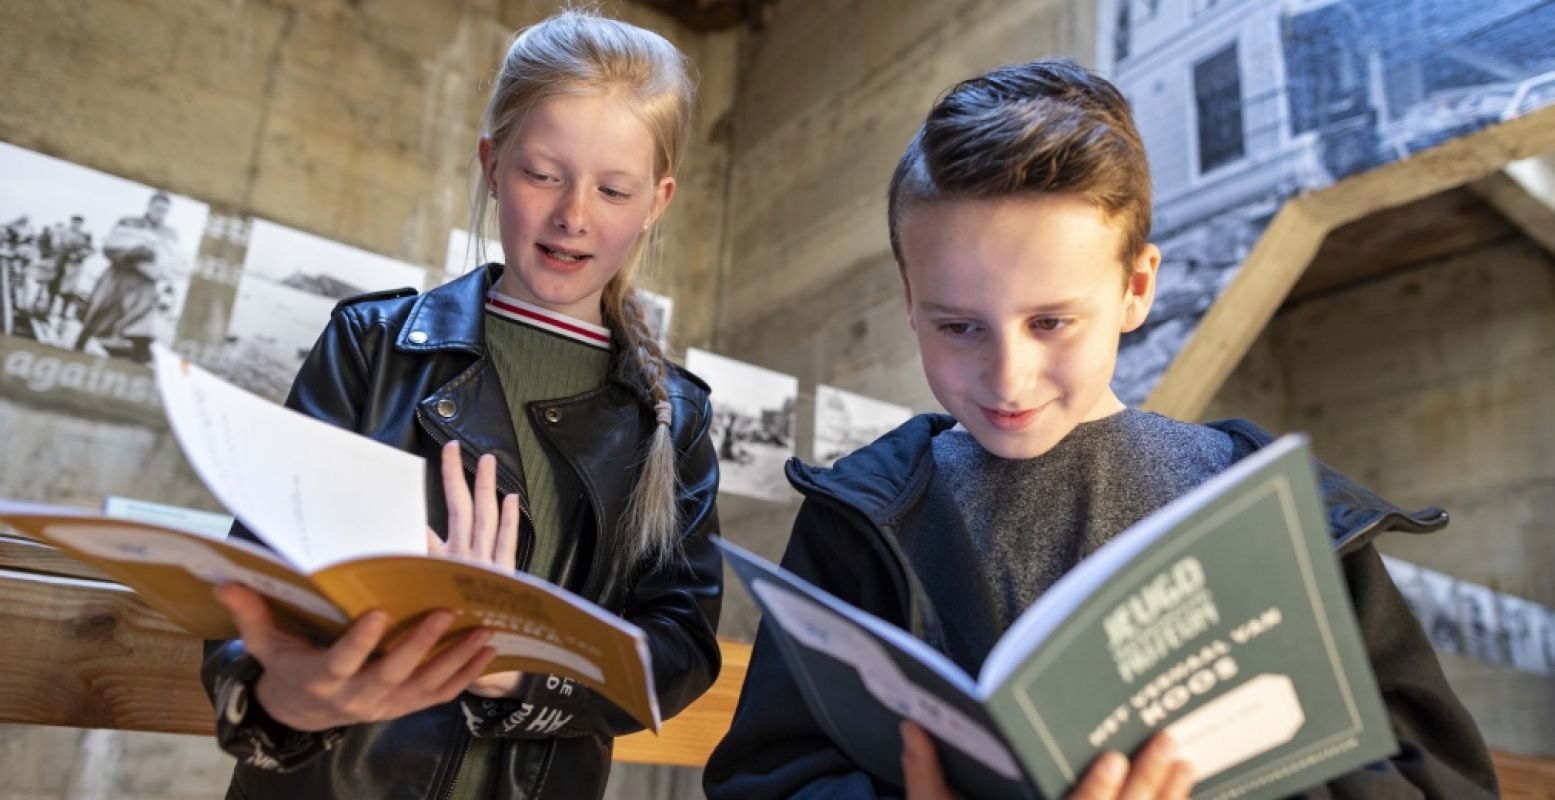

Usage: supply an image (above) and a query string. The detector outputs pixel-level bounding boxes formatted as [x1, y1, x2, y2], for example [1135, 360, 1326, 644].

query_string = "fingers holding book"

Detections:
[214, 584, 497, 731]
[1067, 733, 1196, 800]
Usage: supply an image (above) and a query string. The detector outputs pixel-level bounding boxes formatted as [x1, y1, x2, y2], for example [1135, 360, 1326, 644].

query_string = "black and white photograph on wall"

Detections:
[1498, 593, 1552, 676]
[1417, 567, 1464, 654]
[442, 227, 502, 286]
[1097, 0, 1555, 405]
[1457, 580, 1507, 665]
[1544, 606, 1555, 677]
[812, 384, 913, 468]
[0, 141, 209, 366]
[172, 212, 250, 371]
[223, 219, 428, 402]
[1380, 554, 1427, 622]
[637, 288, 673, 347]
[685, 348, 797, 502]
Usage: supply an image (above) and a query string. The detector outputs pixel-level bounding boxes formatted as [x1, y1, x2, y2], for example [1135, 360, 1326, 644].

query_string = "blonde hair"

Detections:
[470, 9, 694, 572]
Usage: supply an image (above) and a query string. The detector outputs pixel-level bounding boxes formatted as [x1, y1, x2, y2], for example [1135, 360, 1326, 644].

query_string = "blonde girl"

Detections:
[203, 10, 722, 799]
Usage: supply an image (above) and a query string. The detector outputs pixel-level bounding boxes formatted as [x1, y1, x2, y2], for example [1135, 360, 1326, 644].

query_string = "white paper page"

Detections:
[151, 344, 427, 572]
[978, 436, 1306, 694]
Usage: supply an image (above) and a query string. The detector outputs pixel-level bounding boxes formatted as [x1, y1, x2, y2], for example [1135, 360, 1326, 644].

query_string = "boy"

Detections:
[703, 59, 1497, 799]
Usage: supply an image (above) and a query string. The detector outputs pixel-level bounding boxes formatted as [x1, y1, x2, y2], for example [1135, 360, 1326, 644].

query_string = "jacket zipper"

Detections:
[438, 730, 475, 800]
[417, 412, 535, 800]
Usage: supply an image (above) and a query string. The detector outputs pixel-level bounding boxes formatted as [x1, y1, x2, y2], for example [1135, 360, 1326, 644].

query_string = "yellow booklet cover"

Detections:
[0, 503, 661, 731]
[0, 343, 662, 730]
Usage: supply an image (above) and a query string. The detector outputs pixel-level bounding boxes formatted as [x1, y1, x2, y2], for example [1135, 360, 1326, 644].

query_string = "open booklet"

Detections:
[0, 343, 660, 731]
[716, 435, 1396, 800]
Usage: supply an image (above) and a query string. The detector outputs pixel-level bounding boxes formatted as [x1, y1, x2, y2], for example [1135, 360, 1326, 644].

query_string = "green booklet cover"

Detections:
[717, 435, 1397, 800]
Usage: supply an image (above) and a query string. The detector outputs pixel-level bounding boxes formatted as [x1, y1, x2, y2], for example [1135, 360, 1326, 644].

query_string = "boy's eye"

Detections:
[936, 321, 977, 336]
[1032, 317, 1072, 332]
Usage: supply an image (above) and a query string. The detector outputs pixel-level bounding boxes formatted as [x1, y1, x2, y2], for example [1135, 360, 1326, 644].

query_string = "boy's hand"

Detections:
[900, 721, 963, 799]
[1068, 733, 1196, 800]
[426, 441, 524, 697]
[900, 722, 1196, 800]
[215, 584, 496, 731]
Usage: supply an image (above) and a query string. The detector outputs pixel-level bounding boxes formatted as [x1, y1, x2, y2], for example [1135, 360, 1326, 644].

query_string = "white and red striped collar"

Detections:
[484, 288, 613, 350]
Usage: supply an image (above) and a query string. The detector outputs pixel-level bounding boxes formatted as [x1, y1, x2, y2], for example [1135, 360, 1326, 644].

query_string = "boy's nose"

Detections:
[983, 336, 1037, 402]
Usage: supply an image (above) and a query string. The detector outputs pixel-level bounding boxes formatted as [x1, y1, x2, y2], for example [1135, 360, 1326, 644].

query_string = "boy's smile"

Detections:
[899, 192, 1159, 459]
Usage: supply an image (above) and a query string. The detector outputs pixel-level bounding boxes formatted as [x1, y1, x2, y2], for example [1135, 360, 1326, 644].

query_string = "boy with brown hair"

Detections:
[704, 59, 1497, 799]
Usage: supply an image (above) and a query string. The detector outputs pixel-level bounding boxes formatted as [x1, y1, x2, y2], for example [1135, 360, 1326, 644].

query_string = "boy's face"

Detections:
[900, 193, 1158, 460]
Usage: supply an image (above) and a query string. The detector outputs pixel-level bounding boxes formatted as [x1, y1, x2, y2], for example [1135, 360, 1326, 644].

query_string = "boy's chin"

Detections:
[960, 422, 1068, 461]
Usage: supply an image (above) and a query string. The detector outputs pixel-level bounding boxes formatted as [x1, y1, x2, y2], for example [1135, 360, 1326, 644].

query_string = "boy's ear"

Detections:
[1120, 243, 1161, 334]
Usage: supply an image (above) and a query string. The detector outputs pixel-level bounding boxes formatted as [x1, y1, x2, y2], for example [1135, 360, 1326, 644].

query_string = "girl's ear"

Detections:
[1120, 243, 1160, 334]
[645, 175, 677, 228]
[477, 135, 499, 196]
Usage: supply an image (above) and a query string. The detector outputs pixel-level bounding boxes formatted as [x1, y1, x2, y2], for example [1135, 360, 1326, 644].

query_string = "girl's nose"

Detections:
[552, 186, 588, 234]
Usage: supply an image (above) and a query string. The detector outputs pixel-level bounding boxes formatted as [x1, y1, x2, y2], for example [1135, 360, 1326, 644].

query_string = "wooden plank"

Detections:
[0, 567, 752, 765]
[0, 533, 114, 583]
[1146, 104, 1555, 422]
[0, 571, 1551, 784]
[1470, 155, 1555, 260]
[1493, 750, 1555, 800]
[615, 640, 751, 766]
[0, 569, 213, 736]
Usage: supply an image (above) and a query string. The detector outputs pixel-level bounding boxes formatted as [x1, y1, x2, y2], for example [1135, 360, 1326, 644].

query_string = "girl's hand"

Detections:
[426, 441, 520, 570]
[216, 584, 496, 731]
[426, 441, 525, 697]
[1068, 733, 1196, 800]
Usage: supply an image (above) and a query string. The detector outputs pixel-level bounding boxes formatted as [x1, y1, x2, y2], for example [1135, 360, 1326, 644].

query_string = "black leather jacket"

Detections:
[201, 264, 723, 800]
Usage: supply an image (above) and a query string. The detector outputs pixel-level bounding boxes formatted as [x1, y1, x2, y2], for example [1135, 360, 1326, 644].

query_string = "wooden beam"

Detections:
[615, 640, 750, 766]
[1469, 154, 1555, 260]
[0, 569, 212, 735]
[1492, 749, 1555, 800]
[0, 565, 754, 765]
[1145, 104, 1555, 421]
[0, 570, 1550, 790]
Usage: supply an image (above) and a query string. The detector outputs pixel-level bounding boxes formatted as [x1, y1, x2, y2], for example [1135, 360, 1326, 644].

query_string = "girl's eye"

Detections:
[1032, 317, 1072, 332]
[522, 169, 555, 183]
[600, 187, 631, 200]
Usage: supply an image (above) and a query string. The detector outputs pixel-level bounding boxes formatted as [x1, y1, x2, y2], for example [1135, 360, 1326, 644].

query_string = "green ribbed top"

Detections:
[448, 311, 611, 800]
[483, 311, 612, 578]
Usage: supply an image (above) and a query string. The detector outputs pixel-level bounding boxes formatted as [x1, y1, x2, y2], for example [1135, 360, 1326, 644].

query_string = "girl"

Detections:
[202, 10, 723, 799]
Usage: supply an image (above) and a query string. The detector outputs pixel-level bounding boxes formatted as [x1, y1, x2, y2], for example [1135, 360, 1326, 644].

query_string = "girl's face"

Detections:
[479, 92, 675, 325]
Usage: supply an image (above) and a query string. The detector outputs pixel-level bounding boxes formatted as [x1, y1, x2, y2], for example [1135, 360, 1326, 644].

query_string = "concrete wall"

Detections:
[1205, 233, 1555, 756]
[0, 0, 732, 797]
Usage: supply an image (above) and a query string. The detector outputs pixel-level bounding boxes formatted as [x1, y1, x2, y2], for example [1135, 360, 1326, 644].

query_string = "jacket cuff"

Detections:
[211, 656, 344, 772]
[458, 674, 596, 739]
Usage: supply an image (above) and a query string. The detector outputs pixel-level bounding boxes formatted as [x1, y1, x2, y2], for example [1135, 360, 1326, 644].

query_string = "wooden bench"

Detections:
[2, 528, 1551, 792]
[0, 527, 743, 765]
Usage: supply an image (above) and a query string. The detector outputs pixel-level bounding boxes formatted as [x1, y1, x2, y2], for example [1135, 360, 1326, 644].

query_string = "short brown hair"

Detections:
[887, 59, 1151, 272]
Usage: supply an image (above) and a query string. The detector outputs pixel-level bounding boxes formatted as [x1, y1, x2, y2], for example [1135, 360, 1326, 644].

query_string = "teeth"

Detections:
[543, 245, 581, 262]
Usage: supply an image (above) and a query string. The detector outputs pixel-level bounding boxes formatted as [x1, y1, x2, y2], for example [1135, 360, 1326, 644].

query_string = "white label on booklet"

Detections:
[488, 631, 605, 684]
[1166, 673, 1305, 780]
[754, 579, 1023, 781]
[48, 524, 347, 624]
